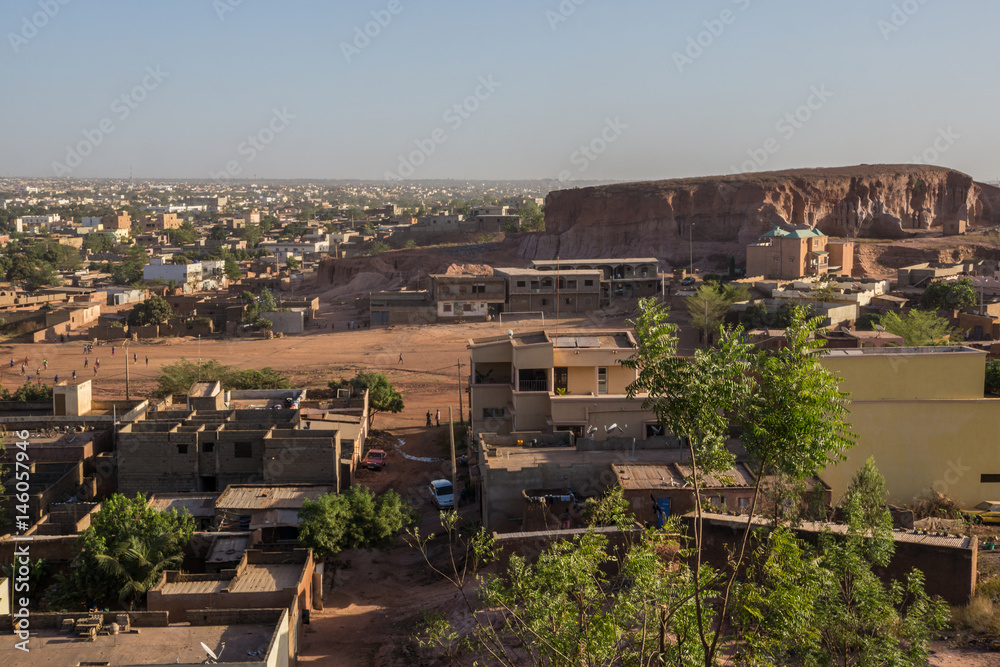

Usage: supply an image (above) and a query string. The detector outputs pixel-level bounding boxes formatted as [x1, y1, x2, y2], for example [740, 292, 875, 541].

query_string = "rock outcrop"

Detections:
[529, 165, 1000, 270]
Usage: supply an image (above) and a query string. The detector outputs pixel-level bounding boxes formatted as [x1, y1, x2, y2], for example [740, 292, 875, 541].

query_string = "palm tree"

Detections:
[94, 530, 183, 610]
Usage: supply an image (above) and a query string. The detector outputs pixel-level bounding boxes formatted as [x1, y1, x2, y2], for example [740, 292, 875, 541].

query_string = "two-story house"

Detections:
[468, 330, 655, 440]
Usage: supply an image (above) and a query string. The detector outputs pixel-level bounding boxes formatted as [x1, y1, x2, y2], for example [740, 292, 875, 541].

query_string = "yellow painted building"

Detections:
[820, 345, 996, 508]
[468, 331, 658, 440]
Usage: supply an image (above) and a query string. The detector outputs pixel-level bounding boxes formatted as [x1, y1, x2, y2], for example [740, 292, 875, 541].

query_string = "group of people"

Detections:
[5, 347, 151, 387]
[425, 409, 442, 427]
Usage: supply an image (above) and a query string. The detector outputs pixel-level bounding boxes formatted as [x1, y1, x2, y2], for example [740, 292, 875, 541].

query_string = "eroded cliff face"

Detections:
[529, 165, 999, 270]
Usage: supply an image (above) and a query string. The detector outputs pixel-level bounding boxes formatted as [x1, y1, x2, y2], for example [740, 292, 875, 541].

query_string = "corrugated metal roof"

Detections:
[159, 579, 227, 596]
[206, 535, 250, 563]
[228, 564, 302, 593]
[215, 484, 334, 510]
[148, 493, 217, 517]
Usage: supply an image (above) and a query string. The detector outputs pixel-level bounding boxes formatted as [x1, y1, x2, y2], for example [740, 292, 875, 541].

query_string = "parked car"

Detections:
[965, 501, 1000, 524]
[680, 276, 696, 286]
[362, 449, 387, 470]
[429, 479, 455, 510]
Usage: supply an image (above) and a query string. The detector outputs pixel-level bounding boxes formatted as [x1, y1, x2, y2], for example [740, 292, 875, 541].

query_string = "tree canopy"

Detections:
[126, 294, 172, 326]
[154, 358, 290, 397]
[45, 493, 194, 610]
[880, 309, 956, 346]
[920, 278, 977, 310]
[329, 371, 403, 428]
[298, 486, 415, 559]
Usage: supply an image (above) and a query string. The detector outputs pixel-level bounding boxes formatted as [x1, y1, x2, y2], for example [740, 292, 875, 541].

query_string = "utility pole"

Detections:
[457, 360, 464, 425]
[448, 406, 457, 506]
[124, 341, 130, 401]
[704, 297, 709, 347]
[555, 255, 560, 327]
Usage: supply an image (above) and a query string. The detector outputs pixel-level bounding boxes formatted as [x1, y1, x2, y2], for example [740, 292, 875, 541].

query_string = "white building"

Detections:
[143, 257, 203, 285]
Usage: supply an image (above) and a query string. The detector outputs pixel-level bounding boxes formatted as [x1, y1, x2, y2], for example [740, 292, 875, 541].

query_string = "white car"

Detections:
[429, 479, 455, 510]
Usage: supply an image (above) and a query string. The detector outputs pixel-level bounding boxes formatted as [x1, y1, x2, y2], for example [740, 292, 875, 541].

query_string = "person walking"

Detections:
[111, 346, 115, 356]
[435, 409, 440, 427]
[94, 366, 98, 376]
[84, 357, 88, 368]
[53, 375, 58, 384]
[72, 370, 76, 381]
[426, 410, 432, 427]
[9, 359, 13, 369]
[42, 359, 47, 370]
[398, 352, 404, 364]
[145, 356, 149, 367]
[133, 352, 137, 363]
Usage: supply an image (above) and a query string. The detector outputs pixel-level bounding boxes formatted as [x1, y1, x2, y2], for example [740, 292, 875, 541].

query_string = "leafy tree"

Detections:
[298, 486, 415, 559]
[47, 493, 194, 609]
[94, 530, 185, 610]
[224, 258, 242, 281]
[519, 201, 545, 232]
[285, 256, 300, 270]
[368, 241, 391, 255]
[2, 384, 54, 401]
[921, 278, 977, 310]
[259, 288, 277, 313]
[279, 221, 306, 239]
[168, 221, 197, 245]
[880, 310, 956, 346]
[154, 358, 290, 396]
[126, 294, 172, 327]
[83, 234, 117, 253]
[986, 359, 1000, 395]
[260, 215, 276, 232]
[238, 223, 263, 247]
[329, 371, 403, 428]
[686, 283, 734, 343]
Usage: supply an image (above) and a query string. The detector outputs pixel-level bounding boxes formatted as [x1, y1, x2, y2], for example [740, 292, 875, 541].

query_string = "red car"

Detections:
[362, 449, 387, 470]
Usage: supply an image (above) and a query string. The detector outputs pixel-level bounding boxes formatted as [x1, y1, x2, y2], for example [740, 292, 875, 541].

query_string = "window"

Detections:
[203, 442, 215, 453]
[459, 285, 467, 293]
[234, 442, 252, 458]
[443, 303, 452, 312]
[177, 444, 188, 454]
[982, 474, 1000, 483]
[482, 407, 506, 419]
[530, 281, 540, 290]
[738, 497, 750, 509]
[516, 280, 526, 287]
[473, 284, 486, 293]
[541, 279, 552, 288]
[597, 367, 608, 395]
[565, 298, 572, 305]
[540, 298, 548, 306]
[462, 303, 472, 312]
[584, 279, 594, 286]
[567, 280, 577, 288]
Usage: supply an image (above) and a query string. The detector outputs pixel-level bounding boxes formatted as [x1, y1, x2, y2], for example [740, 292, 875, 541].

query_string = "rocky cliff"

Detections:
[526, 165, 1000, 270]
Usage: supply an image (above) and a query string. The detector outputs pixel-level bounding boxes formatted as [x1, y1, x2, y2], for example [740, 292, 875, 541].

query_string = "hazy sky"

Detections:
[2, 0, 997, 182]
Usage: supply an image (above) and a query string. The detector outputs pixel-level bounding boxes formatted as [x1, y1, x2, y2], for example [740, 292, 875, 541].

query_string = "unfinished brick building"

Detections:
[117, 387, 349, 495]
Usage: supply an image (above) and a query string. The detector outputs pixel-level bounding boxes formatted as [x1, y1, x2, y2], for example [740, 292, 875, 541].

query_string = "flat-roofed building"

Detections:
[495, 268, 602, 315]
[430, 274, 506, 321]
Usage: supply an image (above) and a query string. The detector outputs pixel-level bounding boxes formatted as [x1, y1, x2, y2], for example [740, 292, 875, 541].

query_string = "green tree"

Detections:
[126, 294, 172, 327]
[154, 358, 289, 397]
[986, 359, 1000, 395]
[238, 223, 263, 247]
[880, 310, 956, 346]
[168, 221, 197, 245]
[208, 224, 228, 241]
[519, 201, 545, 232]
[329, 371, 403, 428]
[224, 258, 242, 281]
[285, 256, 300, 270]
[298, 486, 415, 559]
[686, 283, 734, 343]
[368, 240, 390, 255]
[921, 278, 977, 310]
[48, 493, 194, 609]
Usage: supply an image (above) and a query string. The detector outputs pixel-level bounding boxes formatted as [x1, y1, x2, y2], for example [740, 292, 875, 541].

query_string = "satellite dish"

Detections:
[873, 323, 885, 332]
[587, 425, 598, 435]
[201, 642, 218, 662]
[507, 329, 514, 339]
[605, 423, 618, 433]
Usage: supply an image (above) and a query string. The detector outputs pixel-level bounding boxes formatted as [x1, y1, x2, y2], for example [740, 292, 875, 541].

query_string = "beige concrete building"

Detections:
[819, 345, 999, 508]
[746, 226, 853, 280]
[495, 268, 603, 316]
[468, 330, 656, 438]
[431, 274, 506, 320]
[530, 258, 662, 303]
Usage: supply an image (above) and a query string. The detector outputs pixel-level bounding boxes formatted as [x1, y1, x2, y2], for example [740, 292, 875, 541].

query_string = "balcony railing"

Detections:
[517, 380, 549, 392]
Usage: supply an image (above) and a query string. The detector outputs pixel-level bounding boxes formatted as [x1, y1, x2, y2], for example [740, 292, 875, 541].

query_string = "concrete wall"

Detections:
[262, 310, 304, 335]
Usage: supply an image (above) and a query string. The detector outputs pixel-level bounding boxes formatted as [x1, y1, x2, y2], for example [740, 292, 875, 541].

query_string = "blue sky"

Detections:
[1, 0, 996, 181]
